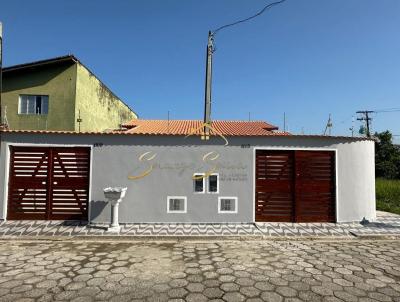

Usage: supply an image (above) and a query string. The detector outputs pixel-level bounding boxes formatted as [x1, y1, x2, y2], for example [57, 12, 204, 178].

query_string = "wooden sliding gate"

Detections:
[255, 150, 336, 222]
[7, 146, 90, 220]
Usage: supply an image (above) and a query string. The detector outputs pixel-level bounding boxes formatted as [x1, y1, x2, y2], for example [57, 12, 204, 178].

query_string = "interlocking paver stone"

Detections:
[239, 286, 260, 297]
[186, 293, 208, 302]
[260, 291, 283, 302]
[0, 239, 399, 301]
[222, 292, 246, 302]
[203, 287, 224, 298]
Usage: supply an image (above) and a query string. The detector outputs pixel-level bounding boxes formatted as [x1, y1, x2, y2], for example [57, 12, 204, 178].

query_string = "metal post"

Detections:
[283, 112, 286, 132]
[76, 109, 82, 132]
[203, 31, 214, 139]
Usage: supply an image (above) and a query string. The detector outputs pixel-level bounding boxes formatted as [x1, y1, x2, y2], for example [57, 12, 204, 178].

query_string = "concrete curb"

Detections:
[0, 235, 358, 242]
[349, 232, 400, 240]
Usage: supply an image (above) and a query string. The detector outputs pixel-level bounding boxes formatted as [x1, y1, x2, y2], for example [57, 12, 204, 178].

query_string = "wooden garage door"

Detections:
[7, 146, 90, 220]
[255, 150, 295, 222]
[255, 150, 335, 222]
[295, 151, 336, 222]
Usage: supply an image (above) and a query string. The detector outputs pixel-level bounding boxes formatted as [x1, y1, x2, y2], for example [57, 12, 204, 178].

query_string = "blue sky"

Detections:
[1, 0, 399, 140]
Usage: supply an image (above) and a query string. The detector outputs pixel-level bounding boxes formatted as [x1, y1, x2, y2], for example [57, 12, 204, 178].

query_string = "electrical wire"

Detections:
[374, 108, 400, 113]
[339, 115, 354, 124]
[212, 0, 287, 35]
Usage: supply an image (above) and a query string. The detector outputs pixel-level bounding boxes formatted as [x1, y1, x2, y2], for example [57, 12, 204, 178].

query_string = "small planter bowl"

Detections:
[104, 187, 127, 201]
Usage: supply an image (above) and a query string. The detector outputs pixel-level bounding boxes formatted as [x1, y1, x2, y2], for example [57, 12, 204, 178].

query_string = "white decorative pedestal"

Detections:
[103, 187, 127, 233]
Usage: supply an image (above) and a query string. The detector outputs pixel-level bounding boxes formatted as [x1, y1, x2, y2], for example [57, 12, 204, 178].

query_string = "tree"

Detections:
[375, 131, 400, 179]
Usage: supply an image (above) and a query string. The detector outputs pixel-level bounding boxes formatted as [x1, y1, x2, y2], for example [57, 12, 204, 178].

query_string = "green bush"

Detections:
[376, 178, 400, 215]
[375, 131, 400, 179]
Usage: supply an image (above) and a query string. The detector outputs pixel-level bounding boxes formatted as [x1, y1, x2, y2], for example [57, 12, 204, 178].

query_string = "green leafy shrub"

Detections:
[376, 178, 400, 215]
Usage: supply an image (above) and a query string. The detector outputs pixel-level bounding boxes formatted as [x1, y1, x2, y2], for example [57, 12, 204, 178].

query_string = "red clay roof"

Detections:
[122, 120, 282, 136]
[0, 129, 377, 141]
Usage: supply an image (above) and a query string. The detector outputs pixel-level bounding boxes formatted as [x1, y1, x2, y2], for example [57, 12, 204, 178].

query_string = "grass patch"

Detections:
[376, 178, 400, 215]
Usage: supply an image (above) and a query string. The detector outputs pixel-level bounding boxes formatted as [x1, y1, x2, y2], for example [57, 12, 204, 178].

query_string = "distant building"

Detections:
[1, 55, 137, 131]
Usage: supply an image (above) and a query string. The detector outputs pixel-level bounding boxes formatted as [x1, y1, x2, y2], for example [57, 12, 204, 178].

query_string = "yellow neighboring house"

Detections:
[1, 55, 137, 131]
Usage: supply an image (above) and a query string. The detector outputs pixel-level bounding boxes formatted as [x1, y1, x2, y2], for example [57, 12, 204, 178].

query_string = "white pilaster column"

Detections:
[110, 200, 120, 230]
[103, 187, 127, 233]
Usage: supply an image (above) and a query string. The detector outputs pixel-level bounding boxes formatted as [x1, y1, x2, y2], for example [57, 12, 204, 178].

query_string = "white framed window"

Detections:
[218, 197, 238, 214]
[208, 173, 219, 193]
[167, 196, 187, 213]
[19, 95, 49, 115]
[193, 173, 205, 193]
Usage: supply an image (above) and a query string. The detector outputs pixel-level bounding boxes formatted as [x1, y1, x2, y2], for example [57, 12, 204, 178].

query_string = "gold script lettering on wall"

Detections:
[185, 123, 229, 181]
[128, 151, 157, 180]
[127, 123, 229, 181]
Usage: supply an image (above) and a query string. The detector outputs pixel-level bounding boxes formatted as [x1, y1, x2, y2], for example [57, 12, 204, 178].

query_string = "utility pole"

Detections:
[201, 1, 286, 139]
[356, 110, 373, 138]
[203, 31, 214, 140]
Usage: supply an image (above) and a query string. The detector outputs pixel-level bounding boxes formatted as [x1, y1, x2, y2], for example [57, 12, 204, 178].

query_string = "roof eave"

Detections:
[2, 55, 78, 73]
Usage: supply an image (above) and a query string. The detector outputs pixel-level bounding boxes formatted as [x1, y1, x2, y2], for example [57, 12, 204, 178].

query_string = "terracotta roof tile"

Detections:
[122, 120, 281, 136]
[0, 128, 377, 141]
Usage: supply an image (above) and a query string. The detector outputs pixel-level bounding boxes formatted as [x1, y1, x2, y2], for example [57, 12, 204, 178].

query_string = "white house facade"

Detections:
[0, 120, 376, 224]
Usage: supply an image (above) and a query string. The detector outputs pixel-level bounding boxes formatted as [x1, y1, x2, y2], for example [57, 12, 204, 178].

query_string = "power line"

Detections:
[202, 0, 287, 133]
[212, 0, 287, 35]
[374, 108, 400, 113]
[339, 114, 354, 124]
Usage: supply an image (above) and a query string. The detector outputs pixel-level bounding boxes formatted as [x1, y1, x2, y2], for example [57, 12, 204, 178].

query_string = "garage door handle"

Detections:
[42, 181, 46, 185]
[53, 181, 58, 185]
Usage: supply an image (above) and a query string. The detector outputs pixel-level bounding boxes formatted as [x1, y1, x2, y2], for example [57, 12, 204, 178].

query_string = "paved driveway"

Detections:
[1, 211, 400, 238]
[0, 239, 399, 302]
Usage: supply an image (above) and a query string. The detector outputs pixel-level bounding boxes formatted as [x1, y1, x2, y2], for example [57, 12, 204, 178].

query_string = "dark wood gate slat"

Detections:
[49, 148, 90, 220]
[255, 150, 295, 222]
[255, 150, 336, 223]
[7, 146, 90, 221]
[7, 147, 49, 220]
[295, 151, 336, 223]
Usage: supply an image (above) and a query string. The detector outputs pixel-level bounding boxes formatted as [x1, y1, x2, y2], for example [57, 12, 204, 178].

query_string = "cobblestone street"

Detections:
[0, 239, 399, 302]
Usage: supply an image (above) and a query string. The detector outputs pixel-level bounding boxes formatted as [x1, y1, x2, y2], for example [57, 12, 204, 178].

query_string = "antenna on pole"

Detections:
[167, 110, 170, 134]
[349, 115, 355, 137]
[283, 112, 286, 132]
[323, 114, 333, 136]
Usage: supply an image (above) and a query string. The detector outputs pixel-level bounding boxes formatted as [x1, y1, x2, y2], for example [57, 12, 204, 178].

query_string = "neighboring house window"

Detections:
[19, 95, 49, 115]
[208, 173, 219, 193]
[193, 173, 205, 193]
[167, 196, 187, 213]
[218, 197, 238, 214]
